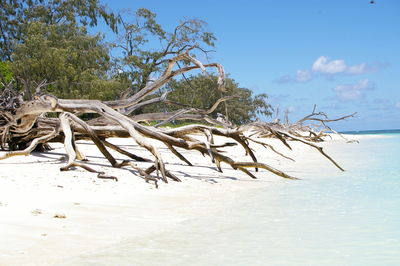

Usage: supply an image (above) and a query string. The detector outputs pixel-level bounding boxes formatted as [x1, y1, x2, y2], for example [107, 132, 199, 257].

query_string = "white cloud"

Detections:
[333, 79, 374, 101]
[312, 56, 369, 75]
[295, 70, 312, 82]
[347, 63, 368, 74]
[396, 101, 400, 109]
[275, 70, 311, 83]
[312, 56, 347, 74]
[275, 56, 375, 84]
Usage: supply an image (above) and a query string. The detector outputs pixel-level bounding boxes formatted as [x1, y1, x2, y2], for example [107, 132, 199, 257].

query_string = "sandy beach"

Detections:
[0, 133, 372, 265]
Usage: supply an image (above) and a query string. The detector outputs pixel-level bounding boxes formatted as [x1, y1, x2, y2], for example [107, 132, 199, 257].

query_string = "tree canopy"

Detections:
[11, 22, 121, 100]
[144, 75, 272, 125]
[0, 0, 119, 61]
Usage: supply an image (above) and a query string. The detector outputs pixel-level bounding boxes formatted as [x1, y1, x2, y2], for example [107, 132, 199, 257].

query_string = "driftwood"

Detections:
[0, 49, 354, 187]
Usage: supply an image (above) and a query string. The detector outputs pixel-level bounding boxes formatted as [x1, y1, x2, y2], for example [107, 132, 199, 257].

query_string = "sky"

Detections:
[100, 0, 399, 131]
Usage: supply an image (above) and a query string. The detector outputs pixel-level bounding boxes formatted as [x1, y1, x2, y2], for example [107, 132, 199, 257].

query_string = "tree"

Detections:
[0, 0, 119, 61]
[0, 0, 123, 100]
[143, 74, 273, 125]
[11, 21, 122, 100]
[113, 8, 216, 95]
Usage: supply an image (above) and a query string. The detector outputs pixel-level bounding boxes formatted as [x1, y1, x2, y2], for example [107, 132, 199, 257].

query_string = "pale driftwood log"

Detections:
[0, 48, 350, 186]
[239, 107, 357, 172]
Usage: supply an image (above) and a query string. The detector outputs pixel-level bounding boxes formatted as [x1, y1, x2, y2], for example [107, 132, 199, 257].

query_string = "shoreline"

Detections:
[0, 133, 381, 265]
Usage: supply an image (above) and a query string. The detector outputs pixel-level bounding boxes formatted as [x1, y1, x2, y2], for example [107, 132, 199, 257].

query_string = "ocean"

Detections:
[71, 131, 400, 266]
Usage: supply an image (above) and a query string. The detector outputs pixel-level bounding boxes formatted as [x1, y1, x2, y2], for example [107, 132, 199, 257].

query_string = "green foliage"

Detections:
[0, 0, 119, 61]
[0, 62, 13, 87]
[11, 22, 122, 100]
[0, 0, 122, 99]
[144, 75, 273, 125]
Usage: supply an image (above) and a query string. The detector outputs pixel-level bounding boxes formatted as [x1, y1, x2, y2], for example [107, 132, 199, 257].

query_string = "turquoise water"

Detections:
[341, 129, 400, 135]
[74, 133, 400, 266]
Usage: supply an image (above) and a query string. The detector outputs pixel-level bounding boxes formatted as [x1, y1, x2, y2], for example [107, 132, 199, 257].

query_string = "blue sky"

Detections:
[101, 0, 399, 131]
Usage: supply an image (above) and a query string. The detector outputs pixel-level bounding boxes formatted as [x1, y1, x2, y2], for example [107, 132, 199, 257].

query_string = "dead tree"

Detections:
[0, 49, 353, 187]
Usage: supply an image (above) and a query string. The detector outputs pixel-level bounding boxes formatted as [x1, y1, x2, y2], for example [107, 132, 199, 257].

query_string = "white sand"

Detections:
[0, 133, 374, 265]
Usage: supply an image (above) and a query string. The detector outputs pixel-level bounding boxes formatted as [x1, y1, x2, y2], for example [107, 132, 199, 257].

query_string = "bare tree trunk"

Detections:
[0, 48, 354, 187]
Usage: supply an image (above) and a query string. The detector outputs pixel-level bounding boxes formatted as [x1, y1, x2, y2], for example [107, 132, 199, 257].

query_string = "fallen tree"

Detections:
[0, 48, 355, 187]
